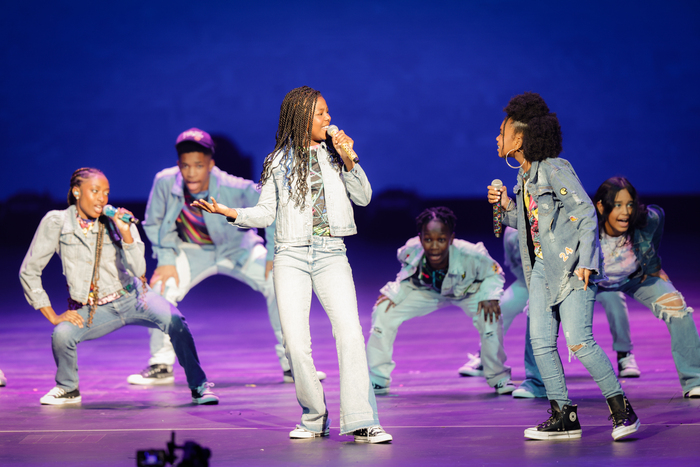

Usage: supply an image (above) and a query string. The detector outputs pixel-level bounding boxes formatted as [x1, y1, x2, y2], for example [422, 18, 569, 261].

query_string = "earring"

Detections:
[73, 191, 79, 197]
[504, 149, 523, 169]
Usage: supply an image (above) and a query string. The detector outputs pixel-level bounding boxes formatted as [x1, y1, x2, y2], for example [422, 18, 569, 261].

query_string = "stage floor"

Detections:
[1, 235, 699, 466]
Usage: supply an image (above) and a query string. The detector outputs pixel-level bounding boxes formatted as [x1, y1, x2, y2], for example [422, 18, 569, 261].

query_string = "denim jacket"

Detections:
[503, 157, 604, 307]
[19, 205, 145, 309]
[629, 205, 664, 279]
[144, 166, 275, 266]
[233, 143, 371, 245]
[380, 237, 505, 306]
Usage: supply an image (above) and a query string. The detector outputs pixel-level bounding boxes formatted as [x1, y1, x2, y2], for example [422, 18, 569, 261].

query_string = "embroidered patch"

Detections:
[560, 187, 568, 195]
[559, 252, 569, 262]
[569, 216, 578, 222]
[569, 412, 577, 422]
[565, 247, 573, 255]
[462, 273, 466, 279]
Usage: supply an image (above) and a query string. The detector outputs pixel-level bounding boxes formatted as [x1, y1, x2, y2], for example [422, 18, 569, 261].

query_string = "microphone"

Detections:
[491, 179, 503, 238]
[327, 125, 359, 163]
[104, 204, 140, 224]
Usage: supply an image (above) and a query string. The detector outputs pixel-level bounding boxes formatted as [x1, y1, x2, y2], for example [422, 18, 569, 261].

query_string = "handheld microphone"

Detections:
[491, 179, 503, 238]
[327, 125, 359, 163]
[104, 204, 140, 224]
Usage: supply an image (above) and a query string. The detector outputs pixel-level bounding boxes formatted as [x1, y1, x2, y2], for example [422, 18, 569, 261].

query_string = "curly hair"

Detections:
[67, 167, 104, 206]
[416, 206, 457, 234]
[503, 92, 562, 162]
[593, 176, 648, 240]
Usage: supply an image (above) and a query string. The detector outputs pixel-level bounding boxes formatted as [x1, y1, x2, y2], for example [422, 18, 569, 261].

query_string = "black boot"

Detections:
[524, 400, 582, 440]
[607, 394, 640, 440]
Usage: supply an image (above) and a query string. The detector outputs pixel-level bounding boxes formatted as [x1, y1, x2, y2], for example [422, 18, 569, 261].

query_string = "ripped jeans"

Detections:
[599, 276, 700, 395]
[529, 257, 623, 408]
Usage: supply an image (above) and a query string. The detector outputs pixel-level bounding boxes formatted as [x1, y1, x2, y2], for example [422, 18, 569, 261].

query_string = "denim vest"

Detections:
[379, 237, 505, 306]
[19, 205, 145, 309]
[144, 166, 275, 267]
[502, 158, 604, 307]
[233, 143, 372, 245]
[628, 205, 664, 278]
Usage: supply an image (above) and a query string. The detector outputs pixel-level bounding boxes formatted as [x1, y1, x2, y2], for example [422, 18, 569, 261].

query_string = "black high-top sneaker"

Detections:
[524, 400, 582, 440]
[607, 394, 640, 440]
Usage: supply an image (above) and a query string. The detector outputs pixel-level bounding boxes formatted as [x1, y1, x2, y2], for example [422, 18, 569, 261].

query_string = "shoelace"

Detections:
[367, 427, 385, 436]
[197, 382, 215, 395]
[608, 408, 631, 427]
[538, 409, 561, 429]
[466, 353, 480, 365]
[47, 387, 66, 397]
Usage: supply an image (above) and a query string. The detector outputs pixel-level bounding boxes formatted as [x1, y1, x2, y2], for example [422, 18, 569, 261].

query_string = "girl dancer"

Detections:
[19, 168, 218, 406]
[194, 86, 391, 443]
[488, 92, 639, 440]
[593, 176, 700, 398]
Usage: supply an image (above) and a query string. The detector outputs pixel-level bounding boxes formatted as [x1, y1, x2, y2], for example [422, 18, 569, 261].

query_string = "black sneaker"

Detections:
[127, 364, 174, 385]
[192, 382, 219, 405]
[607, 394, 640, 440]
[524, 400, 582, 440]
[353, 426, 392, 443]
[40, 387, 82, 405]
[372, 382, 389, 395]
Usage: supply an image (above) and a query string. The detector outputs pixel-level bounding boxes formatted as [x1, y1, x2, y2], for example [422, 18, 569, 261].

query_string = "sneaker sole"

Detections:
[458, 370, 484, 377]
[192, 397, 219, 405]
[524, 428, 582, 440]
[354, 434, 393, 444]
[373, 387, 390, 395]
[127, 376, 175, 386]
[512, 389, 536, 399]
[290, 431, 329, 439]
[40, 396, 82, 406]
[612, 419, 641, 440]
[618, 371, 641, 378]
[497, 386, 515, 395]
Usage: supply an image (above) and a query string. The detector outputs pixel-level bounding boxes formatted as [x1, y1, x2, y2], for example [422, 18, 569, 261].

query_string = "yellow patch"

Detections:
[559, 252, 569, 262]
[565, 247, 573, 255]
[560, 187, 568, 195]
[569, 216, 578, 222]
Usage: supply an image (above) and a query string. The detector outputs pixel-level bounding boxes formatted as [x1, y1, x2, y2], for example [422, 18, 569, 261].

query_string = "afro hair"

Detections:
[504, 92, 562, 162]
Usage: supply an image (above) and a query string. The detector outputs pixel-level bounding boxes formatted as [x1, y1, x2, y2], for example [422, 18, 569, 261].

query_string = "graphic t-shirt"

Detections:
[176, 189, 214, 245]
[309, 146, 330, 236]
[523, 182, 543, 259]
[410, 256, 448, 293]
[599, 231, 639, 287]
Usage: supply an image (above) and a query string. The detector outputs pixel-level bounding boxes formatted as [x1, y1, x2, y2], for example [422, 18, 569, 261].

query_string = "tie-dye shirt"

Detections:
[309, 147, 331, 236]
[176, 189, 214, 245]
[523, 182, 543, 259]
[598, 232, 638, 287]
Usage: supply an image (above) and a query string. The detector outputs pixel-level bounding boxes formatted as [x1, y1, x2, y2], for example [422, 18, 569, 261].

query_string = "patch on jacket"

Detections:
[559, 252, 569, 262]
[565, 247, 573, 255]
[560, 187, 568, 195]
[569, 216, 578, 222]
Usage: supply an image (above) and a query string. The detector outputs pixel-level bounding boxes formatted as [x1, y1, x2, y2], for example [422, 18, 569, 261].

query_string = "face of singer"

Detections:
[310, 95, 331, 144]
[74, 174, 110, 220]
[497, 118, 522, 158]
[420, 219, 455, 270]
[600, 188, 634, 237]
[178, 151, 215, 194]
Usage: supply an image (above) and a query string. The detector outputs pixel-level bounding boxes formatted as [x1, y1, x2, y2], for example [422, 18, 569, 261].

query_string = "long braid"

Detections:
[259, 86, 320, 209]
[86, 220, 104, 327]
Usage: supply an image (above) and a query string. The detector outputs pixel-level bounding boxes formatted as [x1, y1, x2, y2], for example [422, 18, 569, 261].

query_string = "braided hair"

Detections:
[503, 92, 562, 162]
[593, 176, 648, 241]
[259, 86, 340, 209]
[67, 167, 104, 206]
[416, 207, 457, 234]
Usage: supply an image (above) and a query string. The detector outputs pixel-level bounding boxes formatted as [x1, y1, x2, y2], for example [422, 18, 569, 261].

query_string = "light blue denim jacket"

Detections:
[627, 205, 664, 279]
[232, 143, 371, 244]
[19, 205, 145, 309]
[379, 237, 505, 306]
[144, 166, 275, 266]
[503, 157, 604, 307]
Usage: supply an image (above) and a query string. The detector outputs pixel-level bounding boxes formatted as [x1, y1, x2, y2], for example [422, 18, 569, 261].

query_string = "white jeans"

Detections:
[149, 243, 287, 371]
[273, 236, 379, 434]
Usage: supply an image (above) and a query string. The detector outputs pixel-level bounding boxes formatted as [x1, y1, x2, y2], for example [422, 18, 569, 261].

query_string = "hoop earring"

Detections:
[504, 149, 523, 169]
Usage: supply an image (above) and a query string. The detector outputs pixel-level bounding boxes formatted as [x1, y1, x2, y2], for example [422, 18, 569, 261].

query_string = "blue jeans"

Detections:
[600, 276, 700, 395]
[529, 258, 622, 408]
[597, 291, 633, 353]
[273, 236, 379, 435]
[52, 281, 207, 392]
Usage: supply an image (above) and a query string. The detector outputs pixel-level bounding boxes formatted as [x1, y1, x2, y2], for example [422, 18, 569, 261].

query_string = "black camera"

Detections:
[137, 431, 211, 467]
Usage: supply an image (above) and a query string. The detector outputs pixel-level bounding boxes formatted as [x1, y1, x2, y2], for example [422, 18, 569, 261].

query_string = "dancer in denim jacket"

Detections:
[19, 168, 218, 406]
[367, 207, 514, 395]
[488, 92, 639, 441]
[194, 86, 392, 443]
[593, 176, 700, 398]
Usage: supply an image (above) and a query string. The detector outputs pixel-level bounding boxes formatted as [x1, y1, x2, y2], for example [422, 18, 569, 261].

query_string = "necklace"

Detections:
[78, 216, 95, 235]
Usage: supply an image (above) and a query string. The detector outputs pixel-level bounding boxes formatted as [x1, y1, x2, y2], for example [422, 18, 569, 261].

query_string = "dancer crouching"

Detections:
[194, 86, 391, 443]
[489, 92, 639, 441]
[19, 168, 218, 406]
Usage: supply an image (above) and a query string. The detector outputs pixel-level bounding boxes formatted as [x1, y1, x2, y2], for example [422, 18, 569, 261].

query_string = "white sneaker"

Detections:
[372, 382, 389, 395]
[191, 382, 219, 405]
[495, 379, 516, 395]
[127, 364, 174, 385]
[512, 387, 536, 398]
[353, 426, 392, 444]
[283, 370, 327, 383]
[458, 353, 484, 377]
[40, 387, 82, 405]
[618, 354, 641, 378]
[684, 387, 700, 398]
[0, 369, 6, 387]
[289, 425, 329, 439]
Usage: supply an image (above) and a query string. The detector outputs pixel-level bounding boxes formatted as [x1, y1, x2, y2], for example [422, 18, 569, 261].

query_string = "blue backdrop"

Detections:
[2, 0, 698, 202]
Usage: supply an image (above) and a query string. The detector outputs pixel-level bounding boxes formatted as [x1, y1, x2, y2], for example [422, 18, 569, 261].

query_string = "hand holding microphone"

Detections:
[490, 179, 503, 238]
[104, 204, 140, 224]
[327, 125, 359, 164]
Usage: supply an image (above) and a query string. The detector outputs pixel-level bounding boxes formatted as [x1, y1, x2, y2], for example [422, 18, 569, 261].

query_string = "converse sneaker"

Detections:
[283, 370, 327, 383]
[353, 426, 392, 444]
[458, 353, 484, 377]
[127, 364, 174, 385]
[607, 394, 640, 440]
[289, 425, 329, 439]
[684, 387, 700, 398]
[618, 354, 641, 378]
[524, 401, 582, 440]
[191, 382, 219, 405]
[40, 387, 82, 405]
[372, 382, 389, 395]
[495, 378, 516, 395]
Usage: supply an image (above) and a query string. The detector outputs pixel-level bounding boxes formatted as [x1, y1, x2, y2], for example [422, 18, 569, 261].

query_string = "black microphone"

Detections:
[491, 179, 503, 238]
[104, 204, 140, 224]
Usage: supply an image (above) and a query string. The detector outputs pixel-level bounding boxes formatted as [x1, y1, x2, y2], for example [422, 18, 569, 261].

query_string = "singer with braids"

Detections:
[19, 168, 218, 406]
[194, 86, 392, 443]
[488, 92, 639, 441]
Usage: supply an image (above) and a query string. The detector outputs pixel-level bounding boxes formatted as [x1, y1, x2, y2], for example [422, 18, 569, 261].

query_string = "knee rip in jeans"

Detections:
[653, 292, 693, 322]
[372, 326, 383, 335]
[565, 333, 587, 362]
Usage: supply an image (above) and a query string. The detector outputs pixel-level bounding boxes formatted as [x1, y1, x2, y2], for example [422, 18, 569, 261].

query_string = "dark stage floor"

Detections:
[1, 233, 700, 466]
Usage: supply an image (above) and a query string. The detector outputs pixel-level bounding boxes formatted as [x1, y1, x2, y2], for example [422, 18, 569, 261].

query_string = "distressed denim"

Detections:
[52, 280, 207, 391]
[273, 236, 379, 434]
[529, 258, 623, 408]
